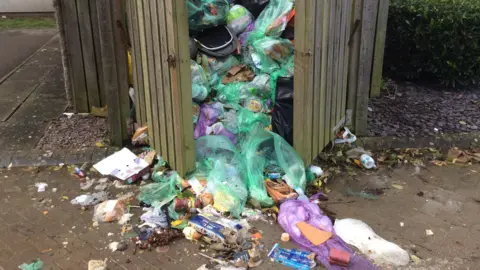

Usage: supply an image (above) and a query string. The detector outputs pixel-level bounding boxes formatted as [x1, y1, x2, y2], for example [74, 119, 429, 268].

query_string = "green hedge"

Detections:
[384, 0, 480, 87]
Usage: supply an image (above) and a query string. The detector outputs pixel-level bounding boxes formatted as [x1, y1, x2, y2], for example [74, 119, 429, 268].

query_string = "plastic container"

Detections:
[360, 154, 376, 169]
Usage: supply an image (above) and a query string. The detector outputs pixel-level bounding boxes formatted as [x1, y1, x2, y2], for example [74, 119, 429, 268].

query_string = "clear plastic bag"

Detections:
[187, 0, 230, 32]
[137, 173, 179, 206]
[236, 108, 270, 134]
[226, 5, 254, 35]
[215, 82, 246, 106]
[242, 128, 306, 206]
[248, 0, 294, 40]
[191, 60, 210, 102]
[248, 37, 294, 74]
[198, 54, 240, 86]
[195, 136, 248, 217]
[92, 200, 126, 223]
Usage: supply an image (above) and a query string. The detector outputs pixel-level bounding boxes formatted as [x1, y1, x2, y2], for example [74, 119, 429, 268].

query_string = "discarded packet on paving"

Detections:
[93, 148, 149, 181]
[268, 243, 316, 270]
[188, 215, 225, 242]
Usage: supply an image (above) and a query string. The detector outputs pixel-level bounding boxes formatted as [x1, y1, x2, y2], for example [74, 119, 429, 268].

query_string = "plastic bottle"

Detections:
[360, 154, 376, 169]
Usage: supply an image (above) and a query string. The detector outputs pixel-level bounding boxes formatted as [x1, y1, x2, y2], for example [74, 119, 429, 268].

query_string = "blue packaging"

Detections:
[188, 215, 225, 242]
[268, 243, 316, 270]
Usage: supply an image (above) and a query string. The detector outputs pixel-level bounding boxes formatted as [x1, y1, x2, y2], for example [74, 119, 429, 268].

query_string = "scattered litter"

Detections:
[268, 243, 316, 269]
[335, 127, 357, 144]
[35, 183, 48, 192]
[107, 232, 114, 237]
[334, 218, 409, 266]
[63, 112, 74, 119]
[426, 229, 434, 236]
[18, 259, 44, 270]
[91, 105, 108, 118]
[62, 241, 68, 247]
[281, 232, 290, 242]
[108, 241, 119, 252]
[411, 254, 422, 264]
[70, 192, 108, 206]
[391, 184, 403, 190]
[93, 148, 149, 181]
[92, 200, 126, 223]
[80, 178, 96, 190]
[132, 126, 148, 145]
[329, 248, 350, 267]
[296, 221, 332, 245]
[400, 222, 404, 227]
[88, 259, 107, 270]
[118, 213, 133, 225]
[116, 241, 128, 251]
[52, 188, 57, 193]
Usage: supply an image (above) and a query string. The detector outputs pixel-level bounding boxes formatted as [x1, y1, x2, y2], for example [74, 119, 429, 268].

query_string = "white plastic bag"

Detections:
[92, 200, 126, 223]
[334, 218, 410, 266]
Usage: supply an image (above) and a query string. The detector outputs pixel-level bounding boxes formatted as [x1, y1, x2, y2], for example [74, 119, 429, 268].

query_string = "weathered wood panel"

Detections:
[60, 0, 88, 112]
[76, 0, 101, 109]
[295, 0, 354, 163]
[355, 0, 380, 136]
[370, 0, 390, 97]
[127, 0, 195, 176]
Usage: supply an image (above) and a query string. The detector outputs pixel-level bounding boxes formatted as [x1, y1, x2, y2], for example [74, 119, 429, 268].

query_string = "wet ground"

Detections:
[368, 81, 480, 138]
[0, 162, 479, 269]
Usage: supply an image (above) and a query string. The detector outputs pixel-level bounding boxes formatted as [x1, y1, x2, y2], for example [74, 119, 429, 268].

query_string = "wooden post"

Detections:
[370, 0, 390, 97]
[355, 0, 379, 136]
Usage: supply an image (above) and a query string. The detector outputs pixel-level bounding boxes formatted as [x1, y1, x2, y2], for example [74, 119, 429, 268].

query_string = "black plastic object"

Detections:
[189, 37, 198, 59]
[238, 0, 270, 18]
[195, 25, 238, 57]
[272, 77, 294, 145]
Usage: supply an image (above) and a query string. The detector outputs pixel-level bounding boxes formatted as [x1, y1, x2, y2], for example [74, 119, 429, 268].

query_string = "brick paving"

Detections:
[0, 163, 478, 269]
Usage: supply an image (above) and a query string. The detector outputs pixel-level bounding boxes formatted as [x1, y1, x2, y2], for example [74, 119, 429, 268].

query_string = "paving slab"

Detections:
[0, 29, 57, 79]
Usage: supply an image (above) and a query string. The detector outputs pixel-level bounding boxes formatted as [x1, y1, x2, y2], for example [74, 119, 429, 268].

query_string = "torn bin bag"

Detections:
[272, 76, 293, 145]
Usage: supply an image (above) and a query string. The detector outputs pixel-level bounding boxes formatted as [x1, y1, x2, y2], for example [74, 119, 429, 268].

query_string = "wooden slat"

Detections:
[156, 0, 176, 165]
[173, 0, 196, 174]
[76, 0, 101, 109]
[355, 0, 380, 136]
[340, 0, 353, 120]
[61, 0, 88, 112]
[312, 0, 325, 155]
[149, 0, 167, 157]
[336, 0, 348, 127]
[318, 2, 330, 152]
[347, 0, 363, 129]
[323, 1, 335, 144]
[331, 0, 342, 129]
[293, 0, 307, 163]
[300, 0, 316, 163]
[142, 0, 160, 151]
[112, 0, 130, 142]
[89, 0, 106, 106]
[136, 0, 153, 141]
[95, 0, 122, 146]
[129, 0, 146, 125]
[370, 0, 390, 97]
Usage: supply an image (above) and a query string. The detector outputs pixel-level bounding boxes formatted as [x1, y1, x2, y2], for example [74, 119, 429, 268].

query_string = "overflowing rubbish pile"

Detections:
[60, 1, 414, 270]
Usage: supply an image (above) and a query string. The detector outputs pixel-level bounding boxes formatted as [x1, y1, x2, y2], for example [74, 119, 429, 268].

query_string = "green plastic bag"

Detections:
[236, 108, 270, 134]
[137, 171, 180, 205]
[191, 60, 210, 102]
[187, 0, 230, 32]
[198, 54, 240, 86]
[195, 136, 248, 217]
[243, 128, 306, 206]
[247, 0, 294, 41]
[19, 260, 43, 270]
[248, 37, 294, 74]
[215, 82, 247, 106]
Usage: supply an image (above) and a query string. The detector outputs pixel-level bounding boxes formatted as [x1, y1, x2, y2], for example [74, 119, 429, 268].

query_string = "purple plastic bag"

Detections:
[194, 103, 236, 144]
[239, 21, 255, 46]
[278, 200, 379, 270]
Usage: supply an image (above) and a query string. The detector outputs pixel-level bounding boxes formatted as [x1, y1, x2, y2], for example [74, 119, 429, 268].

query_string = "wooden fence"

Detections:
[126, 0, 195, 175]
[125, 0, 389, 171]
[56, 0, 130, 146]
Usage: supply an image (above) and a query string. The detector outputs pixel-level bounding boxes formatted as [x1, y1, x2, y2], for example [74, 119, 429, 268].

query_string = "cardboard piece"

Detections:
[296, 221, 332, 246]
